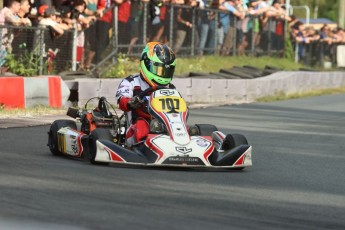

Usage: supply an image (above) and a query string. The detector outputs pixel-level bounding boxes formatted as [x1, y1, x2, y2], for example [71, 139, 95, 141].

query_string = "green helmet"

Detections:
[140, 42, 176, 86]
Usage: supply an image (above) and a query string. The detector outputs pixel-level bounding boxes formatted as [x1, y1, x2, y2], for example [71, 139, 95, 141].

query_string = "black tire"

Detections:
[88, 128, 113, 164]
[189, 124, 218, 136]
[222, 134, 248, 151]
[48, 119, 77, 155]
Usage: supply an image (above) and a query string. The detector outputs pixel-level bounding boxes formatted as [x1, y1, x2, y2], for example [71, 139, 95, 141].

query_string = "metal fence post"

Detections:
[169, 5, 174, 47]
[250, 16, 255, 55]
[295, 41, 299, 63]
[39, 28, 45, 75]
[71, 22, 78, 71]
[191, 7, 196, 56]
[0, 26, 2, 51]
[143, 3, 148, 45]
[267, 18, 272, 55]
[232, 15, 237, 56]
[214, 12, 218, 55]
[113, 5, 118, 64]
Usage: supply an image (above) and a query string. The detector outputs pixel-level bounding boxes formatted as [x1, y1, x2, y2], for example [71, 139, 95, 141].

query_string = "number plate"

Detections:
[151, 96, 187, 113]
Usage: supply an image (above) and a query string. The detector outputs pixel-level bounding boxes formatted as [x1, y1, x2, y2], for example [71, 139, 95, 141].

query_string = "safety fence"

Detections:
[294, 40, 345, 68]
[0, 25, 76, 75]
[2, 3, 342, 76]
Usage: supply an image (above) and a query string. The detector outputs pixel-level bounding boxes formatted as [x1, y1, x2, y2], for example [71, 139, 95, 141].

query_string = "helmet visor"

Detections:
[146, 61, 175, 79]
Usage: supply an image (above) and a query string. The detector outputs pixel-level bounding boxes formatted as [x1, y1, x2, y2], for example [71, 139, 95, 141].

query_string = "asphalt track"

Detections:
[0, 94, 345, 230]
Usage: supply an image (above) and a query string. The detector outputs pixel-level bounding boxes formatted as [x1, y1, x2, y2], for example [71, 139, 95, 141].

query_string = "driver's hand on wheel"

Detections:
[127, 96, 142, 110]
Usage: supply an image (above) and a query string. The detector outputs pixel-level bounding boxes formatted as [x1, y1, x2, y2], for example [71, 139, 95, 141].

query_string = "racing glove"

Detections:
[127, 96, 142, 110]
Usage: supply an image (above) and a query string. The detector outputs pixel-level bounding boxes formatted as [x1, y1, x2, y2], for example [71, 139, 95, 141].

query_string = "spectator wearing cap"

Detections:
[37, 4, 65, 36]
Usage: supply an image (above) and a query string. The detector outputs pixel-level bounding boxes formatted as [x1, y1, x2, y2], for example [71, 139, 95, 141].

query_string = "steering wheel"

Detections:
[138, 86, 166, 100]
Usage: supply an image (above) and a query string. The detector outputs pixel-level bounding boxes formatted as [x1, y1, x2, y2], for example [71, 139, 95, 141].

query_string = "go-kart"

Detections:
[47, 86, 252, 169]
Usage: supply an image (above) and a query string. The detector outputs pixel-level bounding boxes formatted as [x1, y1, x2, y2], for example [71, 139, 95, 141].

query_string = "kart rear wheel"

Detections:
[189, 124, 218, 136]
[222, 134, 248, 150]
[89, 128, 113, 165]
[48, 119, 77, 156]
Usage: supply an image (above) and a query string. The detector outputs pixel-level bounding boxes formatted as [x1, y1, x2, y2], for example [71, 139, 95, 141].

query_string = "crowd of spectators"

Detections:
[0, 0, 121, 70]
[289, 17, 345, 62]
[1, 0, 345, 73]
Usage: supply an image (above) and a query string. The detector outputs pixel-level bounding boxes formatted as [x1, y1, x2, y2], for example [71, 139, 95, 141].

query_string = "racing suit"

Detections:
[116, 74, 174, 146]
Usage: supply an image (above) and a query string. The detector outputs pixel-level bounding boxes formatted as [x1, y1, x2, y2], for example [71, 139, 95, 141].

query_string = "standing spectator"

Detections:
[117, 0, 130, 52]
[219, 0, 245, 56]
[157, 0, 170, 43]
[17, 0, 32, 25]
[149, 0, 164, 42]
[127, 0, 143, 55]
[84, 0, 124, 68]
[173, 0, 196, 54]
[236, 0, 249, 55]
[83, 0, 102, 69]
[37, 5, 65, 36]
[0, 0, 30, 54]
[197, 0, 210, 55]
[12, 0, 33, 55]
[0, 0, 30, 26]
[70, 0, 97, 68]
[206, 0, 222, 54]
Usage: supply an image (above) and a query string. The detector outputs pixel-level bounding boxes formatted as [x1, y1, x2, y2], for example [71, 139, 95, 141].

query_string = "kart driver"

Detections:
[115, 42, 176, 147]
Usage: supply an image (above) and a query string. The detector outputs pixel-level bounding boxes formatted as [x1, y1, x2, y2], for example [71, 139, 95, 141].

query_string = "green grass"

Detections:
[256, 87, 345, 102]
[101, 55, 304, 78]
[0, 105, 65, 118]
[175, 56, 303, 75]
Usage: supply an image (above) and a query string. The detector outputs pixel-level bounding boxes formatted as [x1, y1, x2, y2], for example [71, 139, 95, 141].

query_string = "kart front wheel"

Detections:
[222, 134, 248, 151]
[48, 119, 77, 155]
[88, 128, 113, 165]
[189, 124, 218, 136]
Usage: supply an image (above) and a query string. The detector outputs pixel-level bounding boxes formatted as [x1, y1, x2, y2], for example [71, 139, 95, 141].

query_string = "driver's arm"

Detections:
[116, 79, 133, 112]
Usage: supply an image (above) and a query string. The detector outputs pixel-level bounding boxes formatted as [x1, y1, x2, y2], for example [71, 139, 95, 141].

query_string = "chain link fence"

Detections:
[2, 3, 343, 76]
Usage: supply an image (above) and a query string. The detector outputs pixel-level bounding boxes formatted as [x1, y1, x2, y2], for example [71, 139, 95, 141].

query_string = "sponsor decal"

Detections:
[159, 89, 175, 96]
[116, 88, 130, 97]
[71, 139, 78, 154]
[176, 146, 192, 154]
[169, 157, 199, 162]
[245, 152, 251, 161]
[196, 139, 209, 147]
[174, 133, 186, 137]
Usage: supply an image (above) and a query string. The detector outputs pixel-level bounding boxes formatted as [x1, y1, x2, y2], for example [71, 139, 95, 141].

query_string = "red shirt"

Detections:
[98, 0, 113, 24]
[118, 1, 130, 23]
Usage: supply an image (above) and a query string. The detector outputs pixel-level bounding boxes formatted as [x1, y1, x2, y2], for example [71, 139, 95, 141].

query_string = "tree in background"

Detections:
[290, 0, 338, 22]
